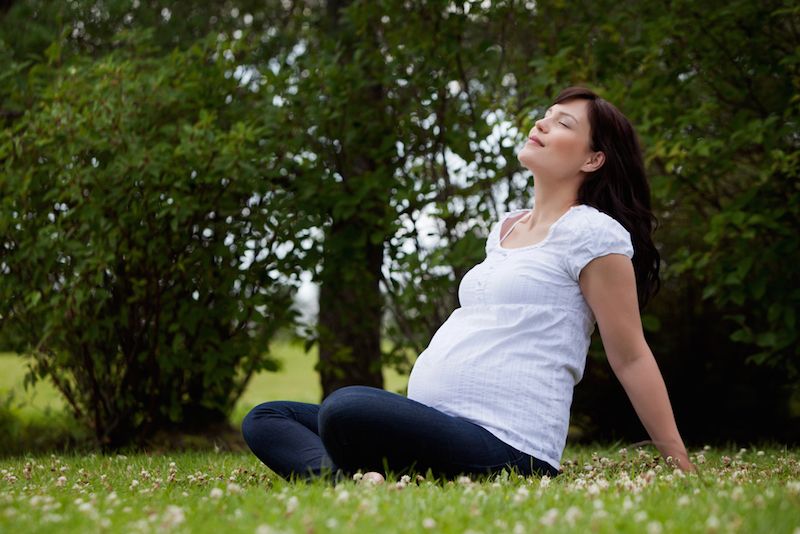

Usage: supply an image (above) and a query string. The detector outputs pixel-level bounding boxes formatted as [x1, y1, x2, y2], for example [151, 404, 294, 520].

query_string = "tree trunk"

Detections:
[318, 215, 385, 396]
[316, 0, 388, 399]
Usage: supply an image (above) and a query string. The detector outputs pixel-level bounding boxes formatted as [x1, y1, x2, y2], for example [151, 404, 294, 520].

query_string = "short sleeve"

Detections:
[564, 215, 634, 281]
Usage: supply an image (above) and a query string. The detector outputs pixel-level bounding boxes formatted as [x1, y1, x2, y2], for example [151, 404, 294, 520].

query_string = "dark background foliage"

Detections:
[0, 0, 797, 448]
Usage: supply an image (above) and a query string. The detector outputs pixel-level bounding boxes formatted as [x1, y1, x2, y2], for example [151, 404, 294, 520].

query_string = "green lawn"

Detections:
[0, 446, 798, 533]
[2, 348, 799, 532]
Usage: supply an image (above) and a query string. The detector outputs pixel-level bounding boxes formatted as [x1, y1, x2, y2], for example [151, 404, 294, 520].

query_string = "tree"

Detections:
[2, 0, 797, 446]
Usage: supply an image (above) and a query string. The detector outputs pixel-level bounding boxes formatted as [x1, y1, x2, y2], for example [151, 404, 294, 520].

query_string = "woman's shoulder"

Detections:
[565, 205, 630, 235]
[554, 206, 632, 253]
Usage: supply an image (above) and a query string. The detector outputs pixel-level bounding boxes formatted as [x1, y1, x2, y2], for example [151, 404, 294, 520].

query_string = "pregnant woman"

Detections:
[242, 86, 696, 483]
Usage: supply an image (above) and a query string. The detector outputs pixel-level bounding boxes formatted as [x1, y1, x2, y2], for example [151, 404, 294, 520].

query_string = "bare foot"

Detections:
[359, 471, 385, 485]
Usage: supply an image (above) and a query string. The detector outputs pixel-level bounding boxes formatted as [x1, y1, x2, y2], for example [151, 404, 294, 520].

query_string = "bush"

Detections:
[0, 31, 304, 448]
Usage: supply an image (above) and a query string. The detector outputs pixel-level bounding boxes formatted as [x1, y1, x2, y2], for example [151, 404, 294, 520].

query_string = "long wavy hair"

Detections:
[553, 86, 661, 310]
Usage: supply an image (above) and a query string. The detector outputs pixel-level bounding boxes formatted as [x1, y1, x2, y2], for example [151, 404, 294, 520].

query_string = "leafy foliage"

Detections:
[0, 30, 304, 447]
[0, 0, 798, 446]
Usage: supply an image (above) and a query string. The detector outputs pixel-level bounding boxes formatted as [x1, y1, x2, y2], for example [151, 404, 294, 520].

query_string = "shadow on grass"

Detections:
[0, 391, 92, 458]
[0, 390, 252, 458]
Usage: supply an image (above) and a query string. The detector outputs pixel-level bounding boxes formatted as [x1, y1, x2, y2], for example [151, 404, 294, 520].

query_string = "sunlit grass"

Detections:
[0, 445, 798, 533]
[2, 347, 799, 532]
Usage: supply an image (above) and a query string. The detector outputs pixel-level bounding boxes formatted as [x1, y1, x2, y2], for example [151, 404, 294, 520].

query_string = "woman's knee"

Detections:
[318, 386, 377, 434]
[241, 401, 288, 443]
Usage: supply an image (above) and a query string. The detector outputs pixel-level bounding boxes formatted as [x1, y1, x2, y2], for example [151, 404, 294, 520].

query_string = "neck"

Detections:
[527, 183, 580, 226]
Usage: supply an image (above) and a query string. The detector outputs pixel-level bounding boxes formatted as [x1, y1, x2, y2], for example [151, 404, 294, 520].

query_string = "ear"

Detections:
[581, 151, 605, 173]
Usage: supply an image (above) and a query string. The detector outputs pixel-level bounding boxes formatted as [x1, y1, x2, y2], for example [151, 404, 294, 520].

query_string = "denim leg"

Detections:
[241, 401, 340, 482]
[318, 385, 559, 479]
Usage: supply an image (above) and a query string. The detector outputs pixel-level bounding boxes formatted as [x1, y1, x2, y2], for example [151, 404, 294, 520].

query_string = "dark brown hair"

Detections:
[553, 86, 660, 310]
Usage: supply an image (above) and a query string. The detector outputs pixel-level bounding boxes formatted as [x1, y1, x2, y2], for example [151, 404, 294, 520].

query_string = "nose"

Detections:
[533, 117, 547, 134]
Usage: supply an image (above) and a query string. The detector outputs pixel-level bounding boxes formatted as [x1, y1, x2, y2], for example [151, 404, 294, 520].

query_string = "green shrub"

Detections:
[0, 31, 303, 448]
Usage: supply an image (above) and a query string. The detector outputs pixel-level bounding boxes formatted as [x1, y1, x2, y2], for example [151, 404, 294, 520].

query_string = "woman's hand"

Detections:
[665, 450, 697, 473]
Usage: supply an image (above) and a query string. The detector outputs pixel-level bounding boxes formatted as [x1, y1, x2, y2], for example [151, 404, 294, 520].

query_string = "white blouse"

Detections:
[406, 202, 635, 470]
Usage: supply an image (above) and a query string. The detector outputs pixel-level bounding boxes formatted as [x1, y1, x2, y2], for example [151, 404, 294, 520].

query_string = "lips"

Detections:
[528, 134, 544, 147]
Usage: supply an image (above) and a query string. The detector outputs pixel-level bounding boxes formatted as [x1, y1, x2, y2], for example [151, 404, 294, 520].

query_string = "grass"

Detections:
[1, 345, 799, 532]
[0, 445, 798, 533]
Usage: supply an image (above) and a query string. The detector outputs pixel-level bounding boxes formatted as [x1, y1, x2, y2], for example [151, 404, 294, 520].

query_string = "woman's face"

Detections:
[517, 98, 604, 180]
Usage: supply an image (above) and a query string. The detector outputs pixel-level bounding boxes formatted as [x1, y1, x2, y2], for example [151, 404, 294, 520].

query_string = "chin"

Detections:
[517, 151, 538, 174]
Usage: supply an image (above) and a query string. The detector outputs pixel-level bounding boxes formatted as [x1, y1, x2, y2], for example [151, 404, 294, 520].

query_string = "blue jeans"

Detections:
[241, 385, 560, 482]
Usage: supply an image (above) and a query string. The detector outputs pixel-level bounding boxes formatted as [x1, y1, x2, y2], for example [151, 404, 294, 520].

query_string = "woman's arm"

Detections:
[579, 253, 696, 472]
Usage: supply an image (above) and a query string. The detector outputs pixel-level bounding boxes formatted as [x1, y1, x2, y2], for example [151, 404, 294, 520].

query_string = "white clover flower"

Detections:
[227, 482, 242, 495]
[513, 486, 529, 503]
[646, 520, 663, 534]
[400, 475, 411, 484]
[677, 495, 690, 506]
[422, 517, 436, 529]
[210, 487, 223, 499]
[786, 481, 800, 494]
[285, 495, 299, 514]
[325, 518, 339, 529]
[335, 490, 350, 503]
[161, 505, 185, 528]
[757, 450, 765, 456]
[457, 475, 472, 485]
[564, 506, 582, 525]
[633, 510, 648, 522]
[56, 476, 67, 487]
[539, 508, 559, 526]
[622, 496, 634, 511]
[42, 513, 63, 523]
[706, 515, 720, 530]
[539, 475, 551, 488]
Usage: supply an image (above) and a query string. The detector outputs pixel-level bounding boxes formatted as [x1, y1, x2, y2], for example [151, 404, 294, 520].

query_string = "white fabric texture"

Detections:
[406, 202, 634, 470]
